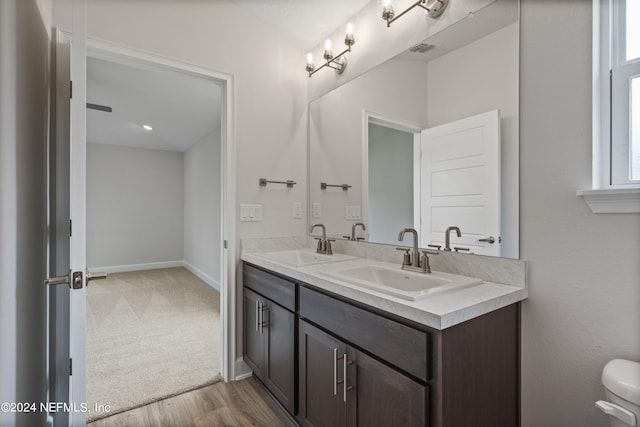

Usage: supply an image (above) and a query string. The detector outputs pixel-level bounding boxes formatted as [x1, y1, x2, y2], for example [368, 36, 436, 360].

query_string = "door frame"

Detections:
[362, 110, 422, 236]
[79, 37, 237, 382]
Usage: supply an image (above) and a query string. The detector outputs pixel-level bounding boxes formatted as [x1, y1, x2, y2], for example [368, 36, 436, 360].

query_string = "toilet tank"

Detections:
[598, 359, 640, 427]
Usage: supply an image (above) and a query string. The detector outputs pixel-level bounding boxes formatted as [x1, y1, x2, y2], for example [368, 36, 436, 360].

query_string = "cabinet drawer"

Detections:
[299, 286, 429, 382]
[243, 263, 296, 311]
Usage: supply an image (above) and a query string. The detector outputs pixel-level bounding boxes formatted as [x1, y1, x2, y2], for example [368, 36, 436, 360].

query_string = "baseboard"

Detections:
[234, 357, 252, 381]
[88, 260, 184, 274]
[184, 261, 221, 291]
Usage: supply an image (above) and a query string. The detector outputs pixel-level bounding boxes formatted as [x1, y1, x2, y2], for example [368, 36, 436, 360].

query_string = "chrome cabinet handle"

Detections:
[255, 300, 260, 332]
[333, 351, 354, 402]
[259, 303, 268, 334]
[343, 353, 353, 402]
[333, 348, 338, 396]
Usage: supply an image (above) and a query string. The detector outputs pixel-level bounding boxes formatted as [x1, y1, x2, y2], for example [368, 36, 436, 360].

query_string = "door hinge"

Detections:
[69, 219, 72, 237]
[70, 81, 72, 99]
[224, 240, 228, 249]
[69, 358, 72, 376]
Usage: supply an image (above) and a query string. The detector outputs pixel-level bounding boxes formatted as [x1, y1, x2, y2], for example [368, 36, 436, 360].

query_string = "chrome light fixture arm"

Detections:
[383, 0, 449, 27]
[306, 25, 355, 77]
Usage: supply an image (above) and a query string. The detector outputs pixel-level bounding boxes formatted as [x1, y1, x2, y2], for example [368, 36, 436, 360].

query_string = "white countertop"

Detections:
[241, 249, 527, 330]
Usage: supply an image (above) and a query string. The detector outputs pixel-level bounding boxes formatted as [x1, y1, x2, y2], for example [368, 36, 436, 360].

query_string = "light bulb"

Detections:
[306, 52, 313, 65]
[143, 124, 153, 131]
[383, 0, 392, 7]
[344, 22, 355, 47]
[346, 23, 353, 36]
[324, 39, 332, 51]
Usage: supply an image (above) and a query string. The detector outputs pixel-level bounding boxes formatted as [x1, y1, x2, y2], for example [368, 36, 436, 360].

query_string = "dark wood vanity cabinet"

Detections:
[242, 262, 520, 427]
[299, 320, 427, 427]
[243, 265, 296, 415]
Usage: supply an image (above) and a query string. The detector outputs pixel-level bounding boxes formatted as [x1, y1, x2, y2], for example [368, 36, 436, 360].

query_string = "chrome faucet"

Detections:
[310, 223, 334, 255]
[444, 226, 461, 252]
[349, 222, 366, 241]
[397, 228, 438, 273]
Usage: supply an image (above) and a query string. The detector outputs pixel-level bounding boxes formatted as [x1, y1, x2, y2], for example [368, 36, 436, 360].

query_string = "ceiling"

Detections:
[87, 1, 369, 152]
[87, 56, 222, 152]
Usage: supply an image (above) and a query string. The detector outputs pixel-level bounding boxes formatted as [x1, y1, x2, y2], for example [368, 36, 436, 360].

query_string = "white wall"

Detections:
[184, 129, 222, 289]
[520, 1, 640, 426]
[0, 0, 51, 425]
[52, 0, 308, 364]
[53, 0, 308, 240]
[87, 143, 184, 270]
[427, 22, 519, 258]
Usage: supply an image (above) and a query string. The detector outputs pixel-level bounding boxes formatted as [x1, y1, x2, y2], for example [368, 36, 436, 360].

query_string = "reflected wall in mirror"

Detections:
[309, 0, 519, 258]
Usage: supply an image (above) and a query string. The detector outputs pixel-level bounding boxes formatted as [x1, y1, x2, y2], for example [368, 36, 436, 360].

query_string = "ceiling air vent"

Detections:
[408, 43, 437, 53]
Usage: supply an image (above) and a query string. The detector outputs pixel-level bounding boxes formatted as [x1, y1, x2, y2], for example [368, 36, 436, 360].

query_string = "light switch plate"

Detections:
[293, 202, 302, 219]
[346, 205, 361, 220]
[240, 204, 263, 222]
[312, 203, 321, 218]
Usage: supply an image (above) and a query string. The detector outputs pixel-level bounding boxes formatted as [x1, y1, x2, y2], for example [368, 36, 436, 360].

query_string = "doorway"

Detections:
[84, 46, 229, 421]
[363, 113, 421, 246]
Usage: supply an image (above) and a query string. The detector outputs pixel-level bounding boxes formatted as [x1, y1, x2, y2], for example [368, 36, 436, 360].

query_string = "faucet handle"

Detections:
[454, 246, 470, 253]
[325, 239, 335, 255]
[396, 247, 411, 265]
[419, 250, 436, 273]
[428, 244, 442, 250]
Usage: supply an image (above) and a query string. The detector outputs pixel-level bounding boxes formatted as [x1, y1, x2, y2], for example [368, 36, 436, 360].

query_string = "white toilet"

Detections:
[597, 359, 640, 426]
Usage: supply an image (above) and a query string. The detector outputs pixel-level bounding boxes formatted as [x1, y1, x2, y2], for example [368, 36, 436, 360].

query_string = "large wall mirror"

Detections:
[309, 0, 519, 258]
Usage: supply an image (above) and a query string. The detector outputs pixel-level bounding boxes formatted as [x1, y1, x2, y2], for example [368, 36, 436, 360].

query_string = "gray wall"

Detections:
[368, 123, 414, 245]
[184, 128, 222, 288]
[0, 0, 51, 425]
[520, 1, 640, 426]
[87, 143, 185, 269]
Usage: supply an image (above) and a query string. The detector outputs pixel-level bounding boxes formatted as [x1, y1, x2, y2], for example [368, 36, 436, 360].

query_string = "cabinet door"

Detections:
[346, 347, 427, 427]
[243, 288, 265, 378]
[299, 320, 347, 427]
[263, 300, 295, 414]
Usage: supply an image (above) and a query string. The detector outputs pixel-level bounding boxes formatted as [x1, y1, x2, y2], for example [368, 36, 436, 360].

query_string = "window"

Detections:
[597, 0, 640, 187]
[610, 0, 640, 184]
[580, 0, 640, 213]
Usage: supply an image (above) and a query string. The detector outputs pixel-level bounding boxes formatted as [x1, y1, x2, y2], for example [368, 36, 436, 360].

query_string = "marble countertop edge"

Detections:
[241, 251, 527, 330]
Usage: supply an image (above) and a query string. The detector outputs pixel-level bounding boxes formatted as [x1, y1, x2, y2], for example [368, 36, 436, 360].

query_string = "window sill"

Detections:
[577, 188, 640, 213]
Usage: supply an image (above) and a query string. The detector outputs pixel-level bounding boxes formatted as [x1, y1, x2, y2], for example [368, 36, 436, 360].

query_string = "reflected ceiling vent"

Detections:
[408, 43, 437, 53]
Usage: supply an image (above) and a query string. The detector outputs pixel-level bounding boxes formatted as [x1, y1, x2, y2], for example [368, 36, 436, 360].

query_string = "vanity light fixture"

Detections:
[306, 23, 355, 77]
[381, 0, 449, 27]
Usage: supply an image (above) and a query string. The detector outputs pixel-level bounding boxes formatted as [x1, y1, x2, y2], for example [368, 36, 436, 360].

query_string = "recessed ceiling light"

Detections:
[143, 124, 153, 131]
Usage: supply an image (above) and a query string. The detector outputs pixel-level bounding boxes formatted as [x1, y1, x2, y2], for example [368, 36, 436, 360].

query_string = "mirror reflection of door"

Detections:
[367, 110, 501, 255]
[420, 110, 501, 256]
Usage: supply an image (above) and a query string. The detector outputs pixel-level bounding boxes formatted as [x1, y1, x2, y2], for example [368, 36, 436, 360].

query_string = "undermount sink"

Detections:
[322, 264, 483, 301]
[254, 249, 356, 267]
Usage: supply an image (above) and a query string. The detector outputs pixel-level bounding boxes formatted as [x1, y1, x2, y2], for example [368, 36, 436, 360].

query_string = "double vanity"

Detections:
[241, 236, 527, 427]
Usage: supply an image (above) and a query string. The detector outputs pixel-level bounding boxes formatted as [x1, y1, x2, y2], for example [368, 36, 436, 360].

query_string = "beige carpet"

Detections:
[86, 267, 221, 422]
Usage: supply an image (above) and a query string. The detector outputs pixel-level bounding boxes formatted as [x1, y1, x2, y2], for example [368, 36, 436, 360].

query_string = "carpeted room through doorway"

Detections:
[85, 267, 221, 422]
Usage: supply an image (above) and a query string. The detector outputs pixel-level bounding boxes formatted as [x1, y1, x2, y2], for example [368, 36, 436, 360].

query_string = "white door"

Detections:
[48, 9, 88, 425]
[420, 110, 501, 256]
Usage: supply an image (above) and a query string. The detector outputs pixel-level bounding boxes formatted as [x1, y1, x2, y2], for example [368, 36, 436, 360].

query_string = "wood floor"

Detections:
[88, 377, 296, 427]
